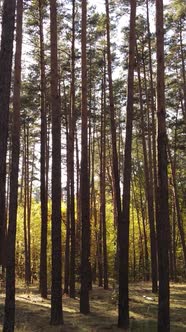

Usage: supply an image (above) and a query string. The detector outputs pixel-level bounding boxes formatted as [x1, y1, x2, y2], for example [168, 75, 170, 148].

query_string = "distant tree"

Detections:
[100, 61, 108, 289]
[105, 0, 122, 260]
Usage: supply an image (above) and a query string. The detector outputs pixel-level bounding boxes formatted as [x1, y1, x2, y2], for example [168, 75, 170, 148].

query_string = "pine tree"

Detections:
[3, 0, 23, 330]
[80, 0, 90, 315]
[0, 0, 16, 269]
[50, 0, 63, 325]
[156, 0, 170, 330]
[118, 0, 137, 329]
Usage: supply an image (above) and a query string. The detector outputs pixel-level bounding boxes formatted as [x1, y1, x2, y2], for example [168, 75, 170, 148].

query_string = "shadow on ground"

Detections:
[0, 282, 186, 331]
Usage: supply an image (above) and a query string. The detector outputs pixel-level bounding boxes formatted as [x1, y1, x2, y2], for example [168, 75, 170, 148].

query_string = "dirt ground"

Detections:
[0, 282, 186, 331]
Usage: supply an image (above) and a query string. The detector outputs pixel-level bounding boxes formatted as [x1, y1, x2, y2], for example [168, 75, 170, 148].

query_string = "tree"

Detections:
[39, 0, 48, 299]
[118, 0, 137, 329]
[50, 0, 63, 325]
[105, 0, 122, 261]
[0, 0, 16, 269]
[80, 0, 90, 315]
[3, 0, 23, 330]
[156, 0, 170, 330]
[69, 0, 76, 298]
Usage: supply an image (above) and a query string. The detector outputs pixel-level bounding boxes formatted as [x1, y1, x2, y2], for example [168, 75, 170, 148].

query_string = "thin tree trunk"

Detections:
[146, 1, 159, 278]
[23, 124, 29, 285]
[100, 64, 108, 289]
[132, 181, 145, 280]
[64, 81, 70, 295]
[179, 22, 186, 123]
[39, 0, 48, 299]
[105, 0, 121, 237]
[137, 45, 157, 292]
[69, 0, 76, 299]
[28, 145, 35, 284]
[168, 143, 186, 269]
[26, 126, 31, 285]
[75, 130, 81, 275]
[64, 174, 70, 294]
[131, 195, 136, 281]
[172, 202, 177, 281]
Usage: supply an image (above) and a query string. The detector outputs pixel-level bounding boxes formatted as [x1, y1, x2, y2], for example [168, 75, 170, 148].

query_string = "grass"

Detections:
[0, 282, 186, 331]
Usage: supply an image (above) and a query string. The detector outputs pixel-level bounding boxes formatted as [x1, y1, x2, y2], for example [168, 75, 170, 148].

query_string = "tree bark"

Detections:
[3, 0, 23, 330]
[80, 0, 90, 315]
[50, 0, 63, 325]
[156, 0, 170, 330]
[118, 0, 136, 328]
[39, 0, 48, 299]
[69, 0, 76, 298]
[137, 44, 158, 292]
[0, 0, 16, 268]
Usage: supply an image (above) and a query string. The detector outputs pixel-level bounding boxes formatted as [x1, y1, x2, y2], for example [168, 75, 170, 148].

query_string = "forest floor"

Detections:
[0, 281, 186, 331]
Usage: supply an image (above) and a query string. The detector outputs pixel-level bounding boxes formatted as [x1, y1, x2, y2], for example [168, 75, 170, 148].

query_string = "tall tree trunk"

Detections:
[100, 66, 108, 290]
[131, 195, 136, 281]
[172, 202, 177, 281]
[26, 126, 31, 285]
[64, 95, 70, 295]
[118, 0, 136, 328]
[138, 172, 150, 282]
[0, 0, 16, 268]
[75, 130, 81, 273]
[168, 143, 186, 270]
[105, 0, 121, 238]
[156, 0, 170, 330]
[80, 0, 90, 315]
[105, 0, 121, 290]
[3, 0, 23, 330]
[132, 182, 145, 280]
[28, 145, 35, 285]
[64, 173, 70, 294]
[137, 45, 158, 292]
[69, 0, 76, 298]
[146, 0, 159, 279]
[39, 0, 48, 299]
[23, 124, 29, 285]
[179, 21, 186, 123]
[50, 0, 63, 325]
